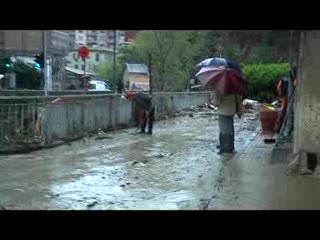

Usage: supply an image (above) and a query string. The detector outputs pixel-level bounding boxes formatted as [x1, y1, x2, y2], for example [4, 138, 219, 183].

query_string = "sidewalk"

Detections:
[207, 130, 320, 210]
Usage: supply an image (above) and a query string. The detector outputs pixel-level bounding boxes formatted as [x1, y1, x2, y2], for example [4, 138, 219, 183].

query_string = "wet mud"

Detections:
[1, 109, 320, 210]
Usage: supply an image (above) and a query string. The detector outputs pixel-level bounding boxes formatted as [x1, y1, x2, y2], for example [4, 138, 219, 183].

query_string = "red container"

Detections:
[260, 107, 278, 132]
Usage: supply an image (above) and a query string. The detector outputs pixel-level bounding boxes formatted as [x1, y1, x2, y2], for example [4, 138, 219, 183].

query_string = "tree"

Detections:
[195, 31, 225, 59]
[122, 31, 197, 92]
[95, 59, 125, 92]
[115, 30, 291, 93]
[118, 44, 144, 65]
[194, 30, 290, 65]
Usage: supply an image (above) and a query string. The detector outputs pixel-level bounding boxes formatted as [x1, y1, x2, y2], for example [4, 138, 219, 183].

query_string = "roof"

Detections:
[11, 56, 36, 65]
[126, 63, 149, 74]
[65, 66, 94, 75]
[125, 31, 140, 42]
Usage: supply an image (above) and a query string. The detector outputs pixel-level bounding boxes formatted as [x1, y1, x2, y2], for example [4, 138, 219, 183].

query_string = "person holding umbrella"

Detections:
[212, 91, 243, 154]
[196, 57, 246, 154]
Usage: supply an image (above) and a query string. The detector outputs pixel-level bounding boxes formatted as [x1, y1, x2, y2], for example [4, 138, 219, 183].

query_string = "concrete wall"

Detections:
[294, 31, 320, 154]
[41, 92, 212, 144]
[0, 90, 112, 96]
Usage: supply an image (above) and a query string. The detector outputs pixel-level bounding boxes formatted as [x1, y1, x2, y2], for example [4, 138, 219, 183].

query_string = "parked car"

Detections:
[88, 80, 111, 92]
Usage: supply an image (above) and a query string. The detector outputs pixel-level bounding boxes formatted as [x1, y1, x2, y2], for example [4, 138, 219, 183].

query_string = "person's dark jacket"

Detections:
[133, 92, 155, 112]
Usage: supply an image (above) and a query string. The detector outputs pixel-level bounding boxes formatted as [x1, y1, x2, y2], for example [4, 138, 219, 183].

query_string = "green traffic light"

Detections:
[34, 63, 41, 70]
[5, 63, 10, 68]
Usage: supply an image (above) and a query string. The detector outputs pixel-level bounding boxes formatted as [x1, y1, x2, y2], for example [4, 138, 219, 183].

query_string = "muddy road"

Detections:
[1, 108, 320, 210]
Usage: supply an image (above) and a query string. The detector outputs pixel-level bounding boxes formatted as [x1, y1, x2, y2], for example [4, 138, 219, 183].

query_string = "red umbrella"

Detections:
[196, 66, 246, 95]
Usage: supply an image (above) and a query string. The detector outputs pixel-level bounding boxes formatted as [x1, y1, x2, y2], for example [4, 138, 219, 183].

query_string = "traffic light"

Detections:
[34, 54, 44, 70]
[34, 62, 41, 70]
[0, 56, 12, 74]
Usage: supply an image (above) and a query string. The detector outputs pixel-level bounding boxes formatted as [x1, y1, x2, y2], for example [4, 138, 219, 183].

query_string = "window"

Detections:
[96, 53, 100, 62]
[89, 83, 96, 90]
[81, 65, 85, 70]
[73, 53, 78, 61]
[75, 64, 78, 69]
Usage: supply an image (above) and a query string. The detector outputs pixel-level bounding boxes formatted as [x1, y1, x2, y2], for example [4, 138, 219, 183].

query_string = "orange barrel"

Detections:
[260, 105, 278, 132]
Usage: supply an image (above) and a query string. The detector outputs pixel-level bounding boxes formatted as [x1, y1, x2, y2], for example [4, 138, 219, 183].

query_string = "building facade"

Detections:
[0, 30, 71, 91]
[65, 48, 114, 73]
[45, 30, 71, 90]
[123, 63, 149, 91]
[63, 30, 124, 77]
[0, 30, 43, 56]
[119, 31, 140, 47]
[65, 30, 124, 50]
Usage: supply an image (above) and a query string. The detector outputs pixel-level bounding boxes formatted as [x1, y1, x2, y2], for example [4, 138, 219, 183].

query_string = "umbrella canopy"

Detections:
[196, 66, 246, 95]
[197, 57, 242, 74]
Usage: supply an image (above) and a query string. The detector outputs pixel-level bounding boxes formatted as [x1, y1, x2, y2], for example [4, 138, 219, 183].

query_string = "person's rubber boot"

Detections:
[217, 134, 226, 155]
[148, 110, 155, 135]
[230, 134, 235, 153]
[225, 134, 235, 153]
[139, 130, 146, 134]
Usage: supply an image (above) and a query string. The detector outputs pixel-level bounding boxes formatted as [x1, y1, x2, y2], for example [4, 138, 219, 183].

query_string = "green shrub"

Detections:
[242, 63, 290, 102]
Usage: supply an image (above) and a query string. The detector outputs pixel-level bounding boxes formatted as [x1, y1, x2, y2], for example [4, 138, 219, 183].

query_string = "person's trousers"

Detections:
[218, 115, 235, 153]
[276, 97, 287, 133]
[141, 107, 155, 134]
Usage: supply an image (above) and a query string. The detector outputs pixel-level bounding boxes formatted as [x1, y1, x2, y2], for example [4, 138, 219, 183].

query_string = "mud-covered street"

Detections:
[1, 107, 320, 210]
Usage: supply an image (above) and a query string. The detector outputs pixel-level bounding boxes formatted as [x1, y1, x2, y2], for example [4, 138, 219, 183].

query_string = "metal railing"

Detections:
[0, 102, 43, 146]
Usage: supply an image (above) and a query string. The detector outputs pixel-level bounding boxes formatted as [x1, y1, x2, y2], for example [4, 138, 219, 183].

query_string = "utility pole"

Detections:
[148, 52, 152, 95]
[43, 31, 48, 96]
[83, 57, 86, 91]
[113, 30, 117, 93]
